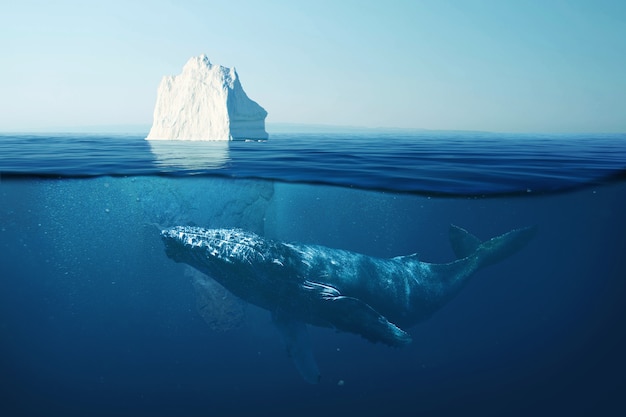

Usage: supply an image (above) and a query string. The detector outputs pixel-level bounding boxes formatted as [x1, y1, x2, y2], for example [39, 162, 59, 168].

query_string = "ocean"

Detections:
[1, 132, 625, 416]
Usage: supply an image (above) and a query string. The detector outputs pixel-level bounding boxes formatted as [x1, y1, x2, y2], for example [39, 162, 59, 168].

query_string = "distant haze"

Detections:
[1, 0, 625, 133]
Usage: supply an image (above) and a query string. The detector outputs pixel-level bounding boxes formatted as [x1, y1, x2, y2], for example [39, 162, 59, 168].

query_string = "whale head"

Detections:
[160, 226, 271, 266]
[161, 226, 294, 308]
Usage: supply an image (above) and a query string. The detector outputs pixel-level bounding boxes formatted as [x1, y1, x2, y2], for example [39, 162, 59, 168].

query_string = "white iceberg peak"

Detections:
[146, 55, 268, 141]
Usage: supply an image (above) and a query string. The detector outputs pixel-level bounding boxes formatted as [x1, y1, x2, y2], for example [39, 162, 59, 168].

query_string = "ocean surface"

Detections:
[1, 132, 625, 416]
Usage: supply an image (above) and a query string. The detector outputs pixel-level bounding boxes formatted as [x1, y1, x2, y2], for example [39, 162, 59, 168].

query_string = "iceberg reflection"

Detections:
[148, 140, 230, 172]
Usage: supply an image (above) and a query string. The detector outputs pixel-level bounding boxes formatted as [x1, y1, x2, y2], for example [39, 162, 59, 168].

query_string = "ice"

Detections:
[146, 55, 268, 141]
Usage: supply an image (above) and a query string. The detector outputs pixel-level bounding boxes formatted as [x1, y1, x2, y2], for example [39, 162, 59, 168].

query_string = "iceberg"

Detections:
[146, 55, 268, 141]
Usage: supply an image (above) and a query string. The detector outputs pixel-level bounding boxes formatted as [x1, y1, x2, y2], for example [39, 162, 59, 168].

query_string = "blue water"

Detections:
[1, 132, 625, 416]
[1, 132, 625, 195]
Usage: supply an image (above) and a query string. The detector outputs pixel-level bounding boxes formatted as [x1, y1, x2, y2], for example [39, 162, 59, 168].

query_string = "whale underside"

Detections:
[160, 224, 535, 383]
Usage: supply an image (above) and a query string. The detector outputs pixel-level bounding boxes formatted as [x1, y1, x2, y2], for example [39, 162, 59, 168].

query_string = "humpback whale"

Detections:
[161, 225, 535, 383]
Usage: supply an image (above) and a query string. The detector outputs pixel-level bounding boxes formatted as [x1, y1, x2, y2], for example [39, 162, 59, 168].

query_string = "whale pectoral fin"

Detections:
[301, 280, 412, 347]
[272, 312, 321, 384]
[325, 295, 412, 347]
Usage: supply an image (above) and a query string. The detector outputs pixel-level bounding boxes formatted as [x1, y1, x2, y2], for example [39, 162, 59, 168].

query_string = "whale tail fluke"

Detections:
[449, 224, 483, 259]
[449, 224, 537, 269]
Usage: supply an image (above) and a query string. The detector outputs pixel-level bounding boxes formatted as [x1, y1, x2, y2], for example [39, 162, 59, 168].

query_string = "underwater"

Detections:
[1, 132, 625, 416]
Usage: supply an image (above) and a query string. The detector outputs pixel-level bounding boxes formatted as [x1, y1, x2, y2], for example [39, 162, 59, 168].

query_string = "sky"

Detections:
[1, 0, 625, 133]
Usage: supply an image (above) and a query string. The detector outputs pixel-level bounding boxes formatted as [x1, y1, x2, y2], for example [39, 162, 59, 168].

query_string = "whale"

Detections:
[160, 224, 535, 383]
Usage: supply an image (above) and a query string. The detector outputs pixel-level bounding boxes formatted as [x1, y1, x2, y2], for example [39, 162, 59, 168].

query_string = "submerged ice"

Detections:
[146, 55, 268, 141]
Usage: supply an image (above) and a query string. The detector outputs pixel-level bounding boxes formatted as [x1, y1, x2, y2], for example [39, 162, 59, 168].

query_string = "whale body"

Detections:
[160, 225, 535, 383]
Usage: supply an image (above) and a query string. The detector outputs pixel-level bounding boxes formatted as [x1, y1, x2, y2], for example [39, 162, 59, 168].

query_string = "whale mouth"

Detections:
[161, 226, 267, 264]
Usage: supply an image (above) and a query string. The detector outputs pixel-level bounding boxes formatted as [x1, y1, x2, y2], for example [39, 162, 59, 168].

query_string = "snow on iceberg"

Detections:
[146, 55, 268, 141]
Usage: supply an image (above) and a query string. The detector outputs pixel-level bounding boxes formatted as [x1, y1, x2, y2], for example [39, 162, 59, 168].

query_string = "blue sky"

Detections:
[1, 0, 625, 133]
